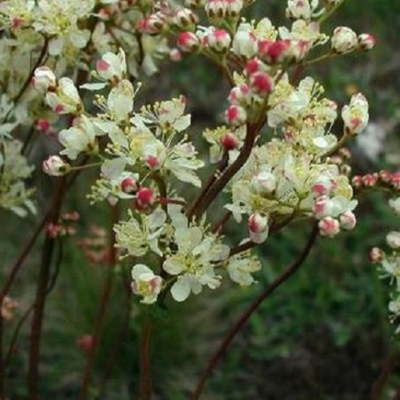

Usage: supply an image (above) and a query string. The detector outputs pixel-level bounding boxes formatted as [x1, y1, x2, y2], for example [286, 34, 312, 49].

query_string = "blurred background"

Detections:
[3, 0, 400, 399]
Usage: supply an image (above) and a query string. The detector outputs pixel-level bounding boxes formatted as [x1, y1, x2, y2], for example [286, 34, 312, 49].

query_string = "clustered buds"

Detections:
[331, 27, 376, 55]
[352, 171, 400, 192]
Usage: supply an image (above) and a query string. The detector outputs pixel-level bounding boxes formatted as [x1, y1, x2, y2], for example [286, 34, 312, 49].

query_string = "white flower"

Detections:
[107, 79, 134, 121]
[389, 198, 400, 215]
[163, 225, 229, 302]
[131, 264, 163, 304]
[227, 254, 261, 285]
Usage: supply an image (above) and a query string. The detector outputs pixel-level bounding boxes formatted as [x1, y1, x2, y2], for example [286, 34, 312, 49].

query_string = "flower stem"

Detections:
[191, 223, 319, 400]
[140, 313, 153, 400]
[78, 204, 118, 400]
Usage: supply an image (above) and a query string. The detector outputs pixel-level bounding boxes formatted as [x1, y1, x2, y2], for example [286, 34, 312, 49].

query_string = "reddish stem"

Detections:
[140, 313, 153, 400]
[28, 178, 67, 400]
[191, 224, 318, 400]
[78, 204, 119, 400]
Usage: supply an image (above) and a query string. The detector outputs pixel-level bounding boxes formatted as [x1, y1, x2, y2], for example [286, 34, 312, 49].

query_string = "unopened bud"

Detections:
[42, 156, 70, 176]
[32, 66, 57, 92]
[225, 105, 247, 126]
[249, 71, 274, 95]
[177, 31, 201, 52]
[387, 231, 400, 249]
[248, 213, 269, 243]
[339, 210, 356, 231]
[369, 247, 384, 263]
[136, 187, 155, 210]
[358, 33, 375, 51]
[331, 27, 358, 54]
[121, 177, 138, 194]
[318, 217, 340, 238]
[220, 132, 240, 150]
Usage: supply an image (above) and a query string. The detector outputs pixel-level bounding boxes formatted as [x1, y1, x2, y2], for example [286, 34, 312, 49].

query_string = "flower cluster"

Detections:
[37, 0, 375, 306]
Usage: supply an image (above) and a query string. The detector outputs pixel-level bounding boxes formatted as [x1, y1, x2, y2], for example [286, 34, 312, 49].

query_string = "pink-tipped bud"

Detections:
[220, 132, 239, 150]
[205, 0, 226, 19]
[173, 8, 198, 29]
[136, 187, 155, 210]
[206, 28, 231, 52]
[358, 33, 375, 51]
[362, 173, 378, 187]
[258, 40, 290, 64]
[248, 213, 269, 243]
[313, 196, 333, 219]
[379, 170, 392, 184]
[36, 118, 51, 132]
[138, 13, 166, 34]
[249, 71, 274, 95]
[144, 155, 160, 170]
[312, 177, 336, 198]
[331, 27, 358, 54]
[245, 58, 262, 75]
[42, 156, 70, 176]
[228, 84, 251, 105]
[225, 105, 247, 126]
[318, 217, 340, 238]
[177, 31, 201, 52]
[339, 210, 357, 231]
[369, 247, 383, 263]
[351, 175, 363, 188]
[121, 177, 138, 194]
[251, 171, 276, 194]
[32, 66, 57, 92]
[391, 172, 400, 189]
[170, 49, 183, 62]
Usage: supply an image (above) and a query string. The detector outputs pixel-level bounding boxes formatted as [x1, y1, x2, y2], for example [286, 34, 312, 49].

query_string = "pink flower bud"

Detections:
[362, 173, 377, 187]
[42, 156, 70, 176]
[312, 177, 336, 197]
[248, 213, 269, 243]
[379, 170, 392, 184]
[177, 31, 201, 52]
[220, 132, 239, 150]
[339, 210, 356, 230]
[358, 33, 375, 51]
[228, 84, 251, 105]
[144, 155, 161, 170]
[173, 8, 198, 29]
[206, 28, 231, 52]
[245, 58, 262, 75]
[391, 172, 400, 189]
[351, 175, 363, 188]
[170, 49, 183, 62]
[225, 105, 247, 126]
[138, 13, 166, 34]
[136, 187, 155, 210]
[205, 0, 226, 19]
[258, 40, 290, 64]
[36, 118, 51, 132]
[313, 196, 333, 219]
[121, 177, 138, 194]
[249, 71, 273, 95]
[318, 217, 340, 238]
[32, 66, 57, 92]
[331, 27, 358, 54]
[369, 247, 383, 263]
[251, 171, 276, 194]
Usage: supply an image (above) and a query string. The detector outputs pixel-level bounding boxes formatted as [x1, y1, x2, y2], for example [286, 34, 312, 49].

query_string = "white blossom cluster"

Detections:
[34, 0, 374, 305]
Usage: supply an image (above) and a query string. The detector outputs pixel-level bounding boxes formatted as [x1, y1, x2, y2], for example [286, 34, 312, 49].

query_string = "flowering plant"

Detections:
[0, 0, 397, 399]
